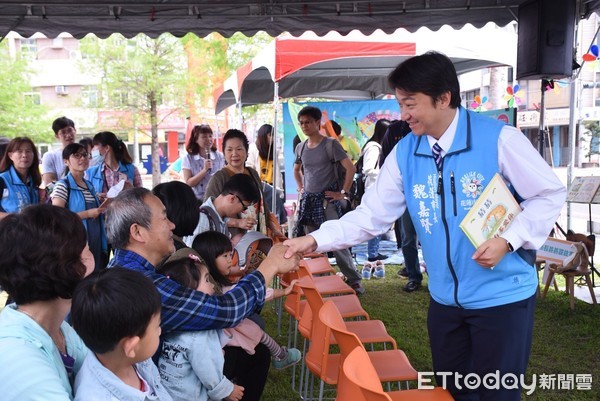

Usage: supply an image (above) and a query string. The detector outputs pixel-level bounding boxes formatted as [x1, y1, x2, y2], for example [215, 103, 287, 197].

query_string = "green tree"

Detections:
[0, 42, 51, 143]
[80, 34, 186, 186]
[181, 32, 273, 123]
[583, 121, 600, 162]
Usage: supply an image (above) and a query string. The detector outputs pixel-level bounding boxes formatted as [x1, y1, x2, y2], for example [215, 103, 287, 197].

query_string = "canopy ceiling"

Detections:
[213, 25, 518, 113]
[1, 0, 599, 40]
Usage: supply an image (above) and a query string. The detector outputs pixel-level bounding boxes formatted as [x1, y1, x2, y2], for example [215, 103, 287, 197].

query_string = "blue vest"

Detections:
[59, 173, 107, 252]
[0, 166, 39, 213]
[396, 107, 537, 309]
[86, 161, 135, 194]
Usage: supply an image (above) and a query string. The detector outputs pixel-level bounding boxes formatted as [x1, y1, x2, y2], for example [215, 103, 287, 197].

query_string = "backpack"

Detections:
[199, 205, 226, 234]
[351, 142, 381, 209]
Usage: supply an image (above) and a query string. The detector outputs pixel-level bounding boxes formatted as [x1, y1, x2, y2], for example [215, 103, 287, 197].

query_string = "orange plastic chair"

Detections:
[339, 347, 455, 401]
[319, 300, 418, 383]
[298, 260, 355, 296]
[291, 276, 373, 394]
[297, 277, 394, 348]
[303, 255, 336, 275]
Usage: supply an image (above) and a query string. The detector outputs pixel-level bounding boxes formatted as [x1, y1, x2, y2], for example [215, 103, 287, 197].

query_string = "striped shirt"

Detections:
[108, 249, 266, 333]
[51, 180, 96, 205]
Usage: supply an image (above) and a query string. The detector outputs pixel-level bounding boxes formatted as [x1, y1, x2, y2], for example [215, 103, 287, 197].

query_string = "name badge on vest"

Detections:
[2, 188, 8, 198]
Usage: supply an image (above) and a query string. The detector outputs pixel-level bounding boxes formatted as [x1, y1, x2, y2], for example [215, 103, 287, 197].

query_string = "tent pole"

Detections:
[237, 101, 243, 129]
[272, 81, 279, 222]
[538, 81, 546, 158]
[567, 77, 580, 231]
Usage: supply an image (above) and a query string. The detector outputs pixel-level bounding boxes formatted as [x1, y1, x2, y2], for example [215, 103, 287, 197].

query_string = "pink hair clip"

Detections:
[188, 253, 201, 262]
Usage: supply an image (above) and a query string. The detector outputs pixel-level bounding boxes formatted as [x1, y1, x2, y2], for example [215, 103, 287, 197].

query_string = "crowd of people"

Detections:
[0, 51, 567, 401]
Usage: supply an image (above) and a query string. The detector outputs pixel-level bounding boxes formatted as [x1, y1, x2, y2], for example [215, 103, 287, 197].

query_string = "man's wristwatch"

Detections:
[340, 189, 347, 195]
[505, 239, 514, 252]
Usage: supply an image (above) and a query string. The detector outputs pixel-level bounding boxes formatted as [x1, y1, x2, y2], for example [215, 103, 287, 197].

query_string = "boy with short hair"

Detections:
[183, 173, 261, 246]
[71, 267, 172, 401]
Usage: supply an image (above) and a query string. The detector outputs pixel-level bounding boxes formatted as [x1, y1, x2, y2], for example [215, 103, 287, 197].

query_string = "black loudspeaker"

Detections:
[516, 0, 576, 80]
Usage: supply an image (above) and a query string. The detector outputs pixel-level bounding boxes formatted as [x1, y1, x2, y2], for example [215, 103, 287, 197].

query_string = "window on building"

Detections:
[463, 89, 479, 109]
[81, 86, 99, 107]
[23, 91, 41, 105]
[111, 90, 129, 107]
[19, 38, 37, 60]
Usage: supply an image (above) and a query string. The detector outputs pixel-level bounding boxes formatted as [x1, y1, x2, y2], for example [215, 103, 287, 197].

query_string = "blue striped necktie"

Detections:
[432, 142, 443, 170]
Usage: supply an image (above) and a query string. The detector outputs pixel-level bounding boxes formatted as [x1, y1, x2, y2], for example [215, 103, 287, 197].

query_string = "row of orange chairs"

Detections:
[279, 256, 453, 401]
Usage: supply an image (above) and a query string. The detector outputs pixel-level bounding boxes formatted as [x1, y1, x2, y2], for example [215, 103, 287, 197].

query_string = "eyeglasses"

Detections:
[71, 152, 91, 160]
[231, 193, 250, 212]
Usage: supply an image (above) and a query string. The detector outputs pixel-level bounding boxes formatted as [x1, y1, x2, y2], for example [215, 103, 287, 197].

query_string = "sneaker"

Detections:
[367, 253, 389, 262]
[350, 281, 366, 295]
[272, 347, 302, 370]
[361, 265, 372, 280]
[397, 268, 409, 278]
[373, 265, 385, 279]
[403, 281, 422, 292]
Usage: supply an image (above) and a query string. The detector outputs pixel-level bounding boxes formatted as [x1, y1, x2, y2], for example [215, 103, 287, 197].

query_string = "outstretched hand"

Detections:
[283, 235, 318, 258]
[472, 237, 510, 268]
[267, 244, 301, 273]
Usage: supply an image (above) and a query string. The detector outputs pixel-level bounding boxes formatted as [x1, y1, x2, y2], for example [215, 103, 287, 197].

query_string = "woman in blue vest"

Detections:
[86, 131, 142, 197]
[0, 137, 41, 220]
[51, 143, 107, 271]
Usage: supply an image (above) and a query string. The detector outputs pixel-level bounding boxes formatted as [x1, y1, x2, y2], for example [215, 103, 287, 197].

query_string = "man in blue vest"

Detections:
[284, 52, 566, 401]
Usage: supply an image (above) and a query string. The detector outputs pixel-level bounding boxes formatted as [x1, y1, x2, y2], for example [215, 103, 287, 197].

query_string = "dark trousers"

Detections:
[427, 294, 536, 401]
[400, 212, 422, 284]
[223, 343, 271, 401]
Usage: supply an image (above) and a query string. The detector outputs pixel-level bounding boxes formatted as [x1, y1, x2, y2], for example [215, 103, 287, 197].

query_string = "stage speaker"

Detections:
[516, 0, 576, 80]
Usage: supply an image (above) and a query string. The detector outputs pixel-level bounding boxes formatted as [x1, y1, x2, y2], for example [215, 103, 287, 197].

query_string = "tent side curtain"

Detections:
[0, 0, 535, 39]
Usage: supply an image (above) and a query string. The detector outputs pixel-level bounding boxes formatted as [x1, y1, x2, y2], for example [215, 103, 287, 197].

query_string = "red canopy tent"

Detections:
[213, 25, 518, 113]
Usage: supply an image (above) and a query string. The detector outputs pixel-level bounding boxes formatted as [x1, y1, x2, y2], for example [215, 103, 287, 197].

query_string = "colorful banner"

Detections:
[283, 99, 400, 197]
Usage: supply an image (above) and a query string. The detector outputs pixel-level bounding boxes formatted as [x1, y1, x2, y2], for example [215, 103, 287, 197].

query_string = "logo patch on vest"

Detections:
[460, 172, 485, 210]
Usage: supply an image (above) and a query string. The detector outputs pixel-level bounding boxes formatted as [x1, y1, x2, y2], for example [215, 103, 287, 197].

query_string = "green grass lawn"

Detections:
[261, 264, 600, 400]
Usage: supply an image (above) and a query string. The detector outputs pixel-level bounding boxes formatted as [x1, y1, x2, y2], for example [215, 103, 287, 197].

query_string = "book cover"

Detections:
[460, 173, 521, 248]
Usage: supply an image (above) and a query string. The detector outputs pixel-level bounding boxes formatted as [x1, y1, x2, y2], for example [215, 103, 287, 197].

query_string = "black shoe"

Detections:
[403, 281, 421, 292]
[397, 268, 409, 278]
[350, 281, 366, 296]
[367, 254, 389, 262]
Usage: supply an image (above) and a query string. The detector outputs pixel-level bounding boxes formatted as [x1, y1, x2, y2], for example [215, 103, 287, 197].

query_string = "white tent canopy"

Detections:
[1, 0, 598, 40]
[214, 24, 518, 113]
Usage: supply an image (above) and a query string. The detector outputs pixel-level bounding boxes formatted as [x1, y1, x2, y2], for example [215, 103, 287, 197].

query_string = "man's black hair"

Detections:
[388, 51, 461, 108]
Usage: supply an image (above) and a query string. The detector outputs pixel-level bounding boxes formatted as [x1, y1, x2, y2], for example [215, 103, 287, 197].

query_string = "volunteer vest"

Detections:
[0, 166, 39, 213]
[86, 161, 135, 194]
[396, 107, 537, 309]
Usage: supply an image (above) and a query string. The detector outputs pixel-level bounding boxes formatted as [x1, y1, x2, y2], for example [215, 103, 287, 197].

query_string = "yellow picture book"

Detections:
[459, 173, 521, 248]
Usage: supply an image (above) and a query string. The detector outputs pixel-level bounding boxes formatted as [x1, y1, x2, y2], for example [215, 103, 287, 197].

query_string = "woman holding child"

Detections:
[0, 205, 93, 401]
